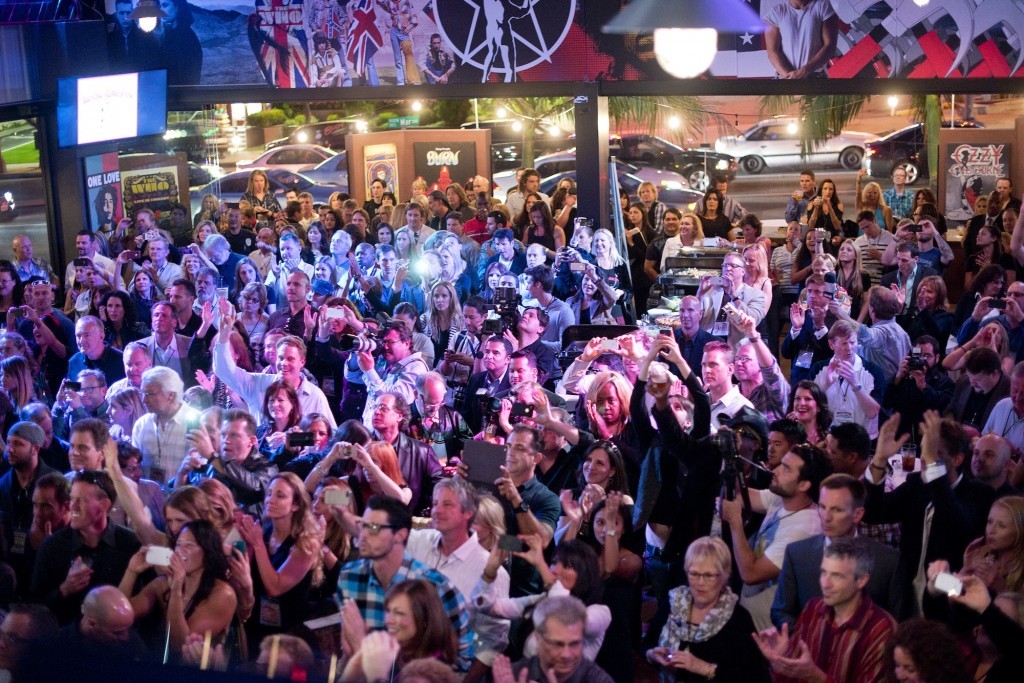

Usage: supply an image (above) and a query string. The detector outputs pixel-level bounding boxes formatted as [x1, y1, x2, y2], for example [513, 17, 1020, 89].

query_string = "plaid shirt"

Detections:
[338, 553, 473, 669]
[883, 187, 915, 221]
[647, 200, 667, 236]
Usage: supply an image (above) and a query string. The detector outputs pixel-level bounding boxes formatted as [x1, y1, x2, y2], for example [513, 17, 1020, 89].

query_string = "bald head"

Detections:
[971, 434, 1013, 487]
[81, 586, 134, 643]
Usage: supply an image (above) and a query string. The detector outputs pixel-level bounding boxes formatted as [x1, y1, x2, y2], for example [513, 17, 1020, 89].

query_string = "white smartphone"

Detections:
[324, 307, 346, 320]
[934, 572, 963, 597]
[146, 546, 175, 567]
[324, 489, 352, 507]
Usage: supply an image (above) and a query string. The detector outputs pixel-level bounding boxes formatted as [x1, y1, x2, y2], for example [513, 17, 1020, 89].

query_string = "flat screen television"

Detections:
[57, 70, 167, 148]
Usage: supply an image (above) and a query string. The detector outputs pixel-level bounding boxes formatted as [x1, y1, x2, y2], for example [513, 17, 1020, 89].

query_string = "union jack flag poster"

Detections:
[347, 0, 383, 77]
[251, 0, 310, 88]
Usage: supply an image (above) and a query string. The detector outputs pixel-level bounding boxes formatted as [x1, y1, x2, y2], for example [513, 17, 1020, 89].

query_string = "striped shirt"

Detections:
[779, 595, 896, 683]
[337, 553, 473, 670]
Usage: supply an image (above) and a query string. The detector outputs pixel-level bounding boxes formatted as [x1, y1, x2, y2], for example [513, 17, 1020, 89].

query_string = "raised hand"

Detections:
[789, 302, 806, 329]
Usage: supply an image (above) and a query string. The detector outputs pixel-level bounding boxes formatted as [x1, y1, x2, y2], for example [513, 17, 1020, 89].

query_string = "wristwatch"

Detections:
[854, 383, 863, 392]
[515, 500, 530, 514]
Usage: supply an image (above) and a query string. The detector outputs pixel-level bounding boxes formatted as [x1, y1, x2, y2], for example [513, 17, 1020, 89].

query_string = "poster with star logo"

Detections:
[104, 0, 1024, 85]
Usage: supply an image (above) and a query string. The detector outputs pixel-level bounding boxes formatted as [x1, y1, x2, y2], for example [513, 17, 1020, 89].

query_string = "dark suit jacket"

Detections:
[944, 373, 1010, 431]
[880, 265, 938, 312]
[863, 471, 996, 609]
[780, 311, 838, 386]
[771, 534, 906, 628]
[463, 369, 511, 434]
[484, 252, 527, 276]
[137, 333, 212, 388]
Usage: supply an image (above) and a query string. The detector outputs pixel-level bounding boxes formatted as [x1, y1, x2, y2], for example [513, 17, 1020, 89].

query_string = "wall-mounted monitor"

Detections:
[57, 70, 167, 148]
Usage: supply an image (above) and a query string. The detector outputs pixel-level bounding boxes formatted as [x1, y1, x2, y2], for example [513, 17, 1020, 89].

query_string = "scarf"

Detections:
[660, 586, 738, 649]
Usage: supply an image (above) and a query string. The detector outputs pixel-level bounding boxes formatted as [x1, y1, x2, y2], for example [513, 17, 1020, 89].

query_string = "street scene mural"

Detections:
[105, 0, 1024, 86]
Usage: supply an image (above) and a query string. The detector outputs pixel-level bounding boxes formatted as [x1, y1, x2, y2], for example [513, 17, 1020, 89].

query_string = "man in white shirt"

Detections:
[131, 366, 200, 483]
[701, 341, 755, 430]
[505, 169, 550, 220]
[852, 211, 894, 285]
[65, 230, 116, 289]
[813, 321, 880, 438]
[137, 237, 183, 292]
[402, 202, 435, 248]
[213, 312, 336, 429]
[406, 478, 509, 667]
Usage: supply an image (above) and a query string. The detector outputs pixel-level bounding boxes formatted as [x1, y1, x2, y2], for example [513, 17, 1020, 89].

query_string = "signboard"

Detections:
[82, 152, 122, 239]
[121, 165, 182, 216]
[364, 143, 399, 197]
[387, 116, 420, 129]
[413, 141, 477, 192]
[103, 1, 1024, 86]
[944, 142, 1010, 222]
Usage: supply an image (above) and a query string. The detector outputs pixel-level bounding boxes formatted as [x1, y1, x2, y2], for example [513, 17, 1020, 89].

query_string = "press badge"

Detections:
[795, 351, 814, 369]
[11, 531, 26, 555]
[835, 411, 854, 423]
[260, 597, 282, 627]
[712, 321, 729, 337]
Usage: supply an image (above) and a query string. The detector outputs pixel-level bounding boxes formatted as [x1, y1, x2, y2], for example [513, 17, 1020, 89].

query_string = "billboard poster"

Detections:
[82, 152, 122, 240]
[121, 165, 182, 217]
[413, 141, 477, 192]
[364, 143, 399, 197]
[103, 1, 1024, 87]
[944, 142, 1009, 222]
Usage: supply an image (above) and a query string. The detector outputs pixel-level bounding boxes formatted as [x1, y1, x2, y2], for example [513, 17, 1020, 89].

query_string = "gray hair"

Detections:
[432, 477, 478, 525]
[123, 341, 151, 361]
[141, 366, 184, 402]
[533, 594, 588, 635]
[823, 536, 874, 579]
[77, 315, 104, 336]
[203, 233, 229, 254]
[414, 370, 447, 394]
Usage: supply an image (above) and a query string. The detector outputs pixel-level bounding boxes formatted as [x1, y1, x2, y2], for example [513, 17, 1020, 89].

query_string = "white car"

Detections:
[714, 117, 875, 174]
[235, 144, 336, 173]
[492, 149, 689, 202]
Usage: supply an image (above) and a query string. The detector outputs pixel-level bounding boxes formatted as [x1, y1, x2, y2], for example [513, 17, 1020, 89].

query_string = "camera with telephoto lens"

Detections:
[339, 332, 378, 353]
[477, 390, 503, 426]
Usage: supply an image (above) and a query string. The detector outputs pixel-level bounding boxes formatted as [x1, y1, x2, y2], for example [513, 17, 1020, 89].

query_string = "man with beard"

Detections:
[720, 443, 832, 630]
[336, 496, 471, 669]
[0, 422, 57, 596]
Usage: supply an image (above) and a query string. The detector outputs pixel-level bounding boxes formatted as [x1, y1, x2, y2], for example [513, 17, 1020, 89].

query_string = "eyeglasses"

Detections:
[380, 338, 402, 347]
[686, 570, 722, 582]
[79, 385, 104, 393]
[357, 521, 398, 535]
[723, 263, 744, 270]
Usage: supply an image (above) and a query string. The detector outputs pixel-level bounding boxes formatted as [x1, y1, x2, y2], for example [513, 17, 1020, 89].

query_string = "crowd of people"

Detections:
[0, 163, 1021, 682]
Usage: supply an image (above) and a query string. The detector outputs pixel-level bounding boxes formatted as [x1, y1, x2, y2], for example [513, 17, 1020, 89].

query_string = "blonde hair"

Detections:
[424, 281, 465, 345]
[859, 181, 888, 209]
[681, 212, 706, 241]
[742, 244, 769, 285]
[269, 472, 325, 587]
[584, 371, 633, 431]
[684, 536, 732, 580]
[989, 497, 1024, 593]
[473, 494, 506, 550]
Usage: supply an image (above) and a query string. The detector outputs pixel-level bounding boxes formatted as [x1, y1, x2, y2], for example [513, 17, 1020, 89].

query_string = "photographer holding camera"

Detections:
[504, 307, 558, 384]
[952, 281, 1024, 365]
[359, 322, 428, 427]
[464, 336, 513, 435]
[883, 335, 955, 439]
[697, 251, 765, 346]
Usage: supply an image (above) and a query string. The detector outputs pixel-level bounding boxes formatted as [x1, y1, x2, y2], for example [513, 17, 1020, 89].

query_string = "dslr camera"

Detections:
[907, 345, 927, 372]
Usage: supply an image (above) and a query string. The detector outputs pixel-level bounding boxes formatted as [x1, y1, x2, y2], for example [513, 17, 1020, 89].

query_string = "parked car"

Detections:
[188, 168, 342, 217]
[236, 144, 336, 173]
[539, 170, 703, 212]
[461, 120, 570, 172]
[265, 121, 352, 151]
[715, 117, 874, 174]
[300, 150, 349, 191]
[492, 149, 691, 202]
[609, 134, 737, 191]
[862, 119, 985, 185]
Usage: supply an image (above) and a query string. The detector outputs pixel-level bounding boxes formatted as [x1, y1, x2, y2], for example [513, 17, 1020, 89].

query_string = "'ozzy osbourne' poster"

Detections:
[944, 142, 1010, 222]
